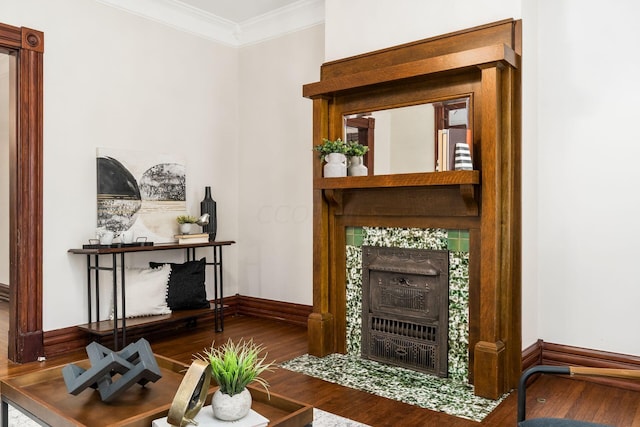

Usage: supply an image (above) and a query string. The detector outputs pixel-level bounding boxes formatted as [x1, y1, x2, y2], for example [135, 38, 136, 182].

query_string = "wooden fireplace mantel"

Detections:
[303, 19, 522, 399]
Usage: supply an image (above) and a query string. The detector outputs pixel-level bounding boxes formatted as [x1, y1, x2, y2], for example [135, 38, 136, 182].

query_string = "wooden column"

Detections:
[473, 62, 521, 399]
[308, 96, 335, 356]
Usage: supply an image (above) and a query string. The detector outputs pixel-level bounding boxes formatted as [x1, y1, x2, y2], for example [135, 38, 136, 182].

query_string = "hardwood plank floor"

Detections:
[0, 304, 639, 426]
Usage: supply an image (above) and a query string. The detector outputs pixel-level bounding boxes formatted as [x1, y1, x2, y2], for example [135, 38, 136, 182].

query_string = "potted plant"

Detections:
[314, 138, 348, 177]
[176, 215, 198, 234]
[199, 338, 275, 421]
[346, 140, 369, 176]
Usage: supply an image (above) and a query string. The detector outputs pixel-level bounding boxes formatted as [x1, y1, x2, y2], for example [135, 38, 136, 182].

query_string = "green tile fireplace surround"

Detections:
[345, 227, 470, 382]
[281, 227, 507, 423]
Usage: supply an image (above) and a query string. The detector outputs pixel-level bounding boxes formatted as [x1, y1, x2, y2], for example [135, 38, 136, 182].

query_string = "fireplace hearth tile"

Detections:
[281, 353, 507, 422]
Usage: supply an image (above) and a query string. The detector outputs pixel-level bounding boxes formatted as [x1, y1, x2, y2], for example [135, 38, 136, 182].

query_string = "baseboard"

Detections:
[522, 339, 640, 392]
[0, 283, 8, 302]
[43, 325, 89, 358]
[521, 339, 543, 372]
[235, 295, 312, 326]
[43, 295, 311, 358]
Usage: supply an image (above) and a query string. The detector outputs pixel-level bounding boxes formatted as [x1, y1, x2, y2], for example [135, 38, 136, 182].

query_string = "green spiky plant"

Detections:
[176, 215, 198, 224]
[199, 338, 275, 397]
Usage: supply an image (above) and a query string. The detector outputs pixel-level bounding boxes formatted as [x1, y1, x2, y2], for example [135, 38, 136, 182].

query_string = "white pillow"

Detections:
[110, 264, 172, 319]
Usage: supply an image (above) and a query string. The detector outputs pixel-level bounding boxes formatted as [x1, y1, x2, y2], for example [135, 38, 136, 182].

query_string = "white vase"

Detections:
[211, 388, 252, 421]
[323, 153, 347, 177]
[453, 142, 473, 170]
[348, 156, 368, 176]
[179, 223, 192, 234]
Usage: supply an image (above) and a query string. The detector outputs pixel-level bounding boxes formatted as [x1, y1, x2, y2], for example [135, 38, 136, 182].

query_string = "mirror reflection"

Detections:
[344, 97, 471, 175]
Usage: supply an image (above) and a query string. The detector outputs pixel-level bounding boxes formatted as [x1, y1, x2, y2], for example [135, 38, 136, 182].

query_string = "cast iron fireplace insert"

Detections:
[361, 245, 449, 377]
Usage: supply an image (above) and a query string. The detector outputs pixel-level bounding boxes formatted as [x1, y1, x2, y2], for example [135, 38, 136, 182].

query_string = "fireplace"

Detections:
[306, 20, 522, 398]
[361, 245, 449, 377]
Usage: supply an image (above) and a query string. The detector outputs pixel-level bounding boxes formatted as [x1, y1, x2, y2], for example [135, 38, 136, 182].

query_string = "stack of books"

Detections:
[174, 233, 209, 244]
[436, 128, 472, 171]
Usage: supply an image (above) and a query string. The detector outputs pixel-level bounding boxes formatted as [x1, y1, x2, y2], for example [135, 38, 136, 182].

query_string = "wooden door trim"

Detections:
[1, 22, 44, 362]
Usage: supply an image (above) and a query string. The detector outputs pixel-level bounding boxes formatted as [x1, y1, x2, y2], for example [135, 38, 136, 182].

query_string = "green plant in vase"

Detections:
[177, 215, 198, 234]
[346, 140, 369, 176]
[314, 138, 349, 177]
[313, 138, 348, 158]
[199, 338, 275, 421]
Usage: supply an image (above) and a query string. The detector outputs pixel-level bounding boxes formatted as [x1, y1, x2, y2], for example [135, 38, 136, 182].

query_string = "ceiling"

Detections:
[97, 0, 324, 47]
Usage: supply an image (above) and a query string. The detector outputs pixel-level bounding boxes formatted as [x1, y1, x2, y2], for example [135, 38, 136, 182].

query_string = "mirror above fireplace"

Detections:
[343, 97, 471, 175]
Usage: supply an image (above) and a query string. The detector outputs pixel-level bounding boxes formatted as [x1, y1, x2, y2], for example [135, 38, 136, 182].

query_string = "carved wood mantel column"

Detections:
[304, 19, 521, 399]
[309, 96, 336, 356]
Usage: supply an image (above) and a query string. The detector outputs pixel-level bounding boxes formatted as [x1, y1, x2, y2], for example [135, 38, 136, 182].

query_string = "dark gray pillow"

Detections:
[149, 258, 209, 310]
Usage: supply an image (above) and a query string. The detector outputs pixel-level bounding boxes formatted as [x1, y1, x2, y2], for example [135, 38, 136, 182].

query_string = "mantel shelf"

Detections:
[313, 170, 480, 190]
[303, 44, 518, 98]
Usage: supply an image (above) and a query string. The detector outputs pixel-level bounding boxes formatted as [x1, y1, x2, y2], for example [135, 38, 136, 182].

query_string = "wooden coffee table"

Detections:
[1, 355, 312, 427]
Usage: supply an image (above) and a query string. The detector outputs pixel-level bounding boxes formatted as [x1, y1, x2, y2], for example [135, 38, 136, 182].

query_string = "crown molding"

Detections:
[95, 0, 324, 47]
[239, 0, 325, 46]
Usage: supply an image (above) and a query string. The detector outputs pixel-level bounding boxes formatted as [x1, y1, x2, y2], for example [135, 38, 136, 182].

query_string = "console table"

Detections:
[68, 241, 235, 350]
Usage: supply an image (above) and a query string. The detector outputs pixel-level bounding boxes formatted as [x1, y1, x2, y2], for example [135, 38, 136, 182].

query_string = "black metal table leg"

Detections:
[112, 253, 118, 350]
[212, 245, 224, 332]
[86, 255, 91, 323]
[120, 252, 126, 348]
[218, 245, 224, 331]
[2, 396, 8, 427]
[94, 254, 100, 322]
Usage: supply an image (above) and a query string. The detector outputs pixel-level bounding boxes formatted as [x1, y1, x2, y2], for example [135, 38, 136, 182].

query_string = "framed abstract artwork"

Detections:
[96, 147, 186, 243]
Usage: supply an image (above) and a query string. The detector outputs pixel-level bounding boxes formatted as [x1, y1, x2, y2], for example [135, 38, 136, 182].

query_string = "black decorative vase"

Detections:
[200, 186, 217, 241]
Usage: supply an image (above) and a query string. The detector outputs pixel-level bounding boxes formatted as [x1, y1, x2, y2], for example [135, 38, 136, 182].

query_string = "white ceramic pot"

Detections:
[347, 156, 368, 176]
[211, 388, 252, 421]
[179, 223, 192, 234]
[98, 230, 114, 245]
[121, 229, 135, 244]
[323, 153, 347, 177]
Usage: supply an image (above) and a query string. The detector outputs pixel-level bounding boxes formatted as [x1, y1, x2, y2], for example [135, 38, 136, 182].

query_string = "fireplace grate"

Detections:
[369, 315, 438, 341]
[366, 315, 439, 373]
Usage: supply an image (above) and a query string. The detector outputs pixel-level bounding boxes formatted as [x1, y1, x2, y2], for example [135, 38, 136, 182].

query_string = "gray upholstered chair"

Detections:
[517, 365, 640, 426]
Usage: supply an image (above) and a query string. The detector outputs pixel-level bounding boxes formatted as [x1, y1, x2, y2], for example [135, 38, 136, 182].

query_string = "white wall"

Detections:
[325, 0, 521, 62]
[326, 0, 640, 357]
[237, 25, 323, 304]
[0, 0, 240, 330]
[535, 0, 640, 355]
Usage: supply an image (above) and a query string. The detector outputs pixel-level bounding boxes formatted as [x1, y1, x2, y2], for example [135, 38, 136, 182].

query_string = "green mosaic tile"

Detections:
[447, 229, 469, 252]
[346, 227, 364, 247]
[353, 227, 363, 246]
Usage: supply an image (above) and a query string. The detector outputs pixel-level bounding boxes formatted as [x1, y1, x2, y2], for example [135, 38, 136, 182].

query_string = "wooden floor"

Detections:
[0, 302, 639, 426]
